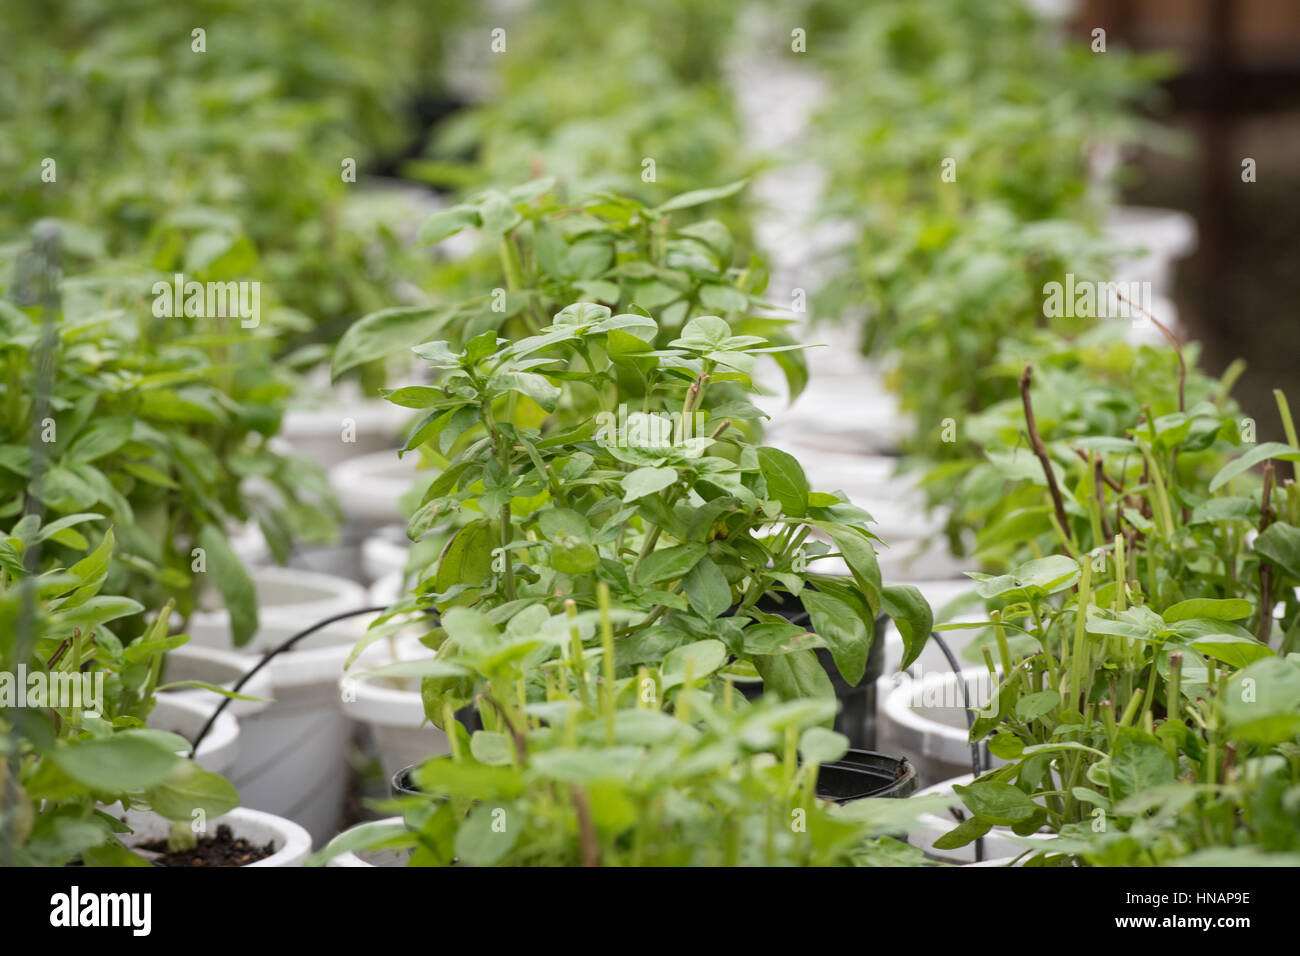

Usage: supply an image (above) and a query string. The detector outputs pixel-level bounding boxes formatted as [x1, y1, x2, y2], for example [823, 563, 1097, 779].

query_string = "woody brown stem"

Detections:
[572, 787, 600, 867]
[1259, 462, 1276, 644]
[1093, 453, 1113, 540]
[1020, 364, 1072, 544]
[1117, 291, 1185, 412]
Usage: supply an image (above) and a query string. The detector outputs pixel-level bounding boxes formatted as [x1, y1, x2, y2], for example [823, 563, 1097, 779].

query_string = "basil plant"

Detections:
[0, 517, 238, 866]
[355, 303, 933, 729]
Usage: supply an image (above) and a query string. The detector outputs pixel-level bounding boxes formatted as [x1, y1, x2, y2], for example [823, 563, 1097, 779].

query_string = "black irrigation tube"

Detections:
[928, 627, 987, 864]
[188, 605, 388, 753]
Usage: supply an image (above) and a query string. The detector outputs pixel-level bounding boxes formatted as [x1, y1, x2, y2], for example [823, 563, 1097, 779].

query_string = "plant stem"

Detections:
[598, 582, 616, 744]
[1258, 461, 1276, 644]
[1019, 364, 1072, 543]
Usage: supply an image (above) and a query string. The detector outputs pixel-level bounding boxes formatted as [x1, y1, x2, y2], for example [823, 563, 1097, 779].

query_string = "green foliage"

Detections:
[0, 519, 237, 866]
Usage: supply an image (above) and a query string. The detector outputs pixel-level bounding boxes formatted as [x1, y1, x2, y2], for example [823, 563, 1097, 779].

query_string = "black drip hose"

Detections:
[188, 605, 388, 753]
[928, 628, 987, 864]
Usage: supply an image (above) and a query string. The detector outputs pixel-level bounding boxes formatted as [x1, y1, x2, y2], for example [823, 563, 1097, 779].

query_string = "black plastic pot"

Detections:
[393, 749, 914, 804]
[818, 749, 915, 802]
[737, 594, 888, 750]
[392, 764, 422, 798]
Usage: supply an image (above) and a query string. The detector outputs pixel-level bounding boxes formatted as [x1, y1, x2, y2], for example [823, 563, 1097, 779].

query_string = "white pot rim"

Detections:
[118, 806, 312, 867]
[883, 667, 995, 765]
[149, 694, 240, 772]
[283, 399, 409, 438]
[340, 634, 433, 728]
[326, 816, 408, 867]
[187, 566, 370, 661]
[910, 772, 1052, 863]
[161, 643, 274, 719]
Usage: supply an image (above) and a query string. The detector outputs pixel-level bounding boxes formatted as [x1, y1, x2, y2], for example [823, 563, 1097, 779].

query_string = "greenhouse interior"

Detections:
[4, 0, 1300, 919]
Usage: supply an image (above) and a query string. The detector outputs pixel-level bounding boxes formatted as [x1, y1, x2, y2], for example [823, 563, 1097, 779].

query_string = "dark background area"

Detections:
[1079, 0, 1300, 440]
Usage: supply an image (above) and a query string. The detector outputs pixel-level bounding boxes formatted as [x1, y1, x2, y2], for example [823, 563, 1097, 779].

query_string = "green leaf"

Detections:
[489, 371, 560, 412]
[1187, 634, 1274, 669]
[933, 816, 993, 850]
[332, 306, 452, 379]
[953, 780, 1039, 825]
[621, 467, 677, 502]
[682, 556, 731, 620]
[453, 803, 518, 865]
[802, 590, 870, 685]
[52, 733, 181, 791]
[799, 726, 849, 766]
[757, 447, 809, 516]
[199, 525, 258, 647]
[662, 639, 727, 687]
[418, 204, 480, 243]
[1255, 522, 1300, 581]
[1162, 598, 1253, 623]
[1210, 442, 1300, 492]
[1014, 690, 1060, 721]
[968, 554, 1080, 600]
[66, 419, 132, 463]
[637, 543, 707, 585]
[881, 584, 932, 670]
[434, 521, 496, 607]
[1221, 657, 1300, 743]
[652, 179, 748, 215]
[1107, 727, 1175, 803]
[145, 761, 240, 820]
[754, 649, 835, 707]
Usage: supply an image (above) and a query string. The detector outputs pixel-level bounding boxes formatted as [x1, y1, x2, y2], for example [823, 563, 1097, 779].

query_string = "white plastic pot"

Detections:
[880, 668, 1000, 787]
[159, 642, 273, 721]
[764, 365, 912, 457]
[184, 567, 372, 845]
[116, 807, 312, 867]
[326, 817, 413, 867]
[281, 372, 411, 470]
[340, 584, 447, 781]
[148, 694, 240, 776]
[908, 773, 1050, 865]
[1105, 205, 1197, 299]
[329, 451, 428, 528]
[361, 525, 412, 584]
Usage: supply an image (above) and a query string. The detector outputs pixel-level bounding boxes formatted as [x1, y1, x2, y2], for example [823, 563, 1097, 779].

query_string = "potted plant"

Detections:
[913, 383, 1299, 863]
[0, 515, 310, 866]
[342, 302, 933, 776]
[328, 176, 806, 534]
[316, 597, 945, 867]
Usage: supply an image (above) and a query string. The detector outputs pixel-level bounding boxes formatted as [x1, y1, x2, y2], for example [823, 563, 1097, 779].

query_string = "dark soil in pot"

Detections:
[137, 824, 276, 867]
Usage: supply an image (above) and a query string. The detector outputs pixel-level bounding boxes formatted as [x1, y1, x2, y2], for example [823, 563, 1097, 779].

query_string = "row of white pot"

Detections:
[172, 566, 377, 845]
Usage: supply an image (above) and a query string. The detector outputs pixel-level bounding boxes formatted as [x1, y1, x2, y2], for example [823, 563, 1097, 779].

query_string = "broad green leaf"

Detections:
[332, 306, 453, 379]
[1255, 522, 1300, 581]
[757, 447, 809, 516]
[802, 590, 870, 685]
[881, 584, 932, 670]
[145, 761, 240, 820]
[199, 525, 258, 647]
[953, 780, 1039, 825]
[52, 733, 181, 791]
[1107, 727, 1175, 803]
[682, 556, 731, 620]
[1162, 598, 1252, 623]
[621, 467, 677, 502]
